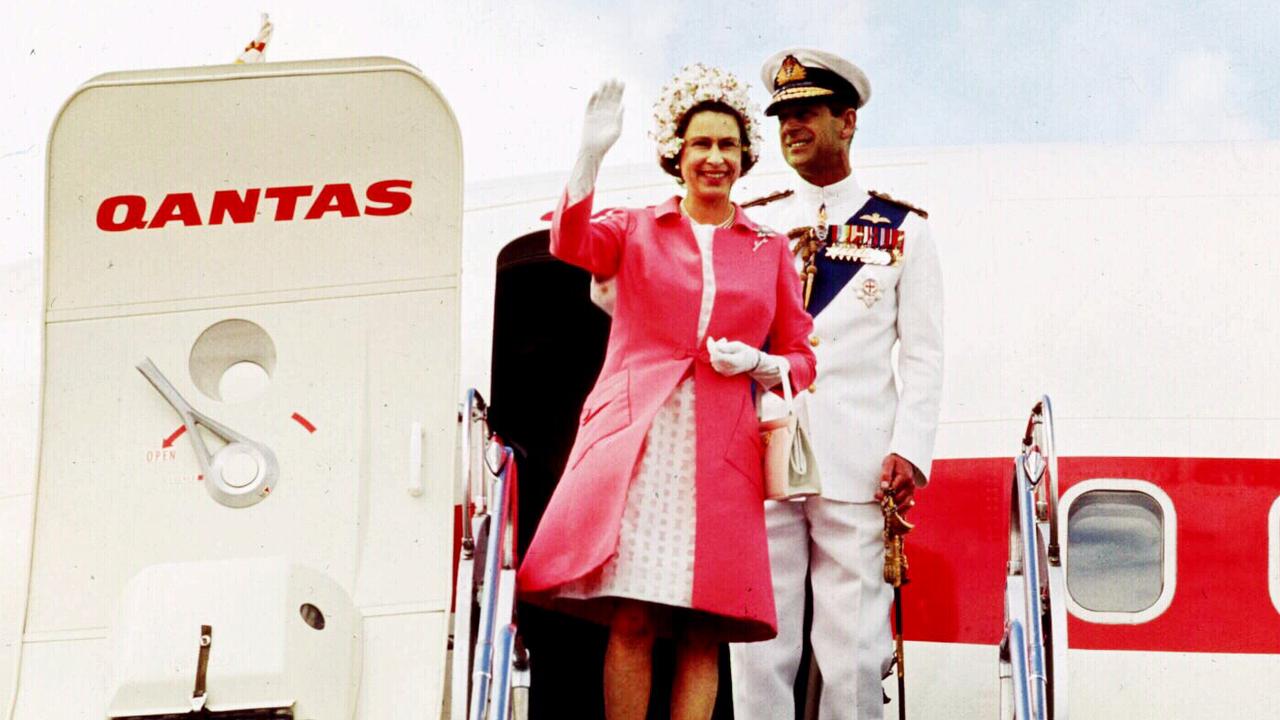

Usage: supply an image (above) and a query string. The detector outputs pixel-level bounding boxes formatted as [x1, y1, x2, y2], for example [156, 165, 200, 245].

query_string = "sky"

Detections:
[3, 0, 1279, 268]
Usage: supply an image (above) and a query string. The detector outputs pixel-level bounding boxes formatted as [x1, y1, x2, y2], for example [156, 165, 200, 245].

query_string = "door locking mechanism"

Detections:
[137, 357, 279, 508]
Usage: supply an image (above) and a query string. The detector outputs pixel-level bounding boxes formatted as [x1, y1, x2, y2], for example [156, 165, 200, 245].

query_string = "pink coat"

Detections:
[517, 192, 816, 641]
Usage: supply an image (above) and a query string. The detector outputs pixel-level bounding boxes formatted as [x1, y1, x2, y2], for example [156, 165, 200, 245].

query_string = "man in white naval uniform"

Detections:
[729, 49, 944, 720]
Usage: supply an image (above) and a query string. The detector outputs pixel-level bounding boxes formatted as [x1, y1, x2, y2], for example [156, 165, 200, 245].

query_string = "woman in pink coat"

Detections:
[517, 65, 816, 720]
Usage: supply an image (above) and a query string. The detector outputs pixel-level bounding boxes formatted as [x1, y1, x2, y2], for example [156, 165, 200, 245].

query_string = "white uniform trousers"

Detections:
[730, 497, 891, 720]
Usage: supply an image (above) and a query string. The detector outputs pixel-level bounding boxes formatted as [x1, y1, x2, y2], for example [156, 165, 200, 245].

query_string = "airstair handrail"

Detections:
[1000, 395, 1068, 720]
[465, 443, 524, 717]
[453, 388, 526, 720]
[490, 624, 518, 720]
[458, 388, 490, 557]
[1006, 621, 1034, 720]
[1021, 396, 1060, 565]
[1013, 456, 1048, 718]
[469, 445, 514, 720]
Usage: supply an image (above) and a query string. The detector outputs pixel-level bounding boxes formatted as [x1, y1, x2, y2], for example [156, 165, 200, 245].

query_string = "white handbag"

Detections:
[758, 359, 822, 501]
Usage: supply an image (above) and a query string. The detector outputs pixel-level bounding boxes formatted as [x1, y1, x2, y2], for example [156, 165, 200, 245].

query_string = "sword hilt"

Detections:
[882, 496, 913, 587]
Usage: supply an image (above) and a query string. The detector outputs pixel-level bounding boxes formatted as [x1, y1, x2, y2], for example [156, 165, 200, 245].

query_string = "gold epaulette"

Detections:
[869, 190, 928, 219]
[742, 189, 794, 208]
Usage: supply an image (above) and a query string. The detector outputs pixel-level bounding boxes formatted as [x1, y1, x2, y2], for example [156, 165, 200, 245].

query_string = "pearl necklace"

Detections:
[681, 198, 735, 229]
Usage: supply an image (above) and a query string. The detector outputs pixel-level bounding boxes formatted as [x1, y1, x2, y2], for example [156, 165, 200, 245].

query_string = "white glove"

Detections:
[579, 79, 625, 158]
[749, 351, 788, 389]
[567, 80, 625, 204]
[706, 337, 761, 377]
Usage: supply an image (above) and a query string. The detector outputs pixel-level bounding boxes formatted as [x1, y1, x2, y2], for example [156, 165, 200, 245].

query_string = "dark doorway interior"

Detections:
[487, 231, 737, 720]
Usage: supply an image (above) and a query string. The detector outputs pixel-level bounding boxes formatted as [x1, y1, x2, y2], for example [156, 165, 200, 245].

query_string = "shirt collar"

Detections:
[791, 171, 863, 208]
[656, 195, 761, 233]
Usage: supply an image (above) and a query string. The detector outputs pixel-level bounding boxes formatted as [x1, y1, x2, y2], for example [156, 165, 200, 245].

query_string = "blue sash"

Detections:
[806, 195, 909, 318]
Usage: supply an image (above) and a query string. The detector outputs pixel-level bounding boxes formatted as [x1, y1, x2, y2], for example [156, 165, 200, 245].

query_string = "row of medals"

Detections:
[817, 223, 903, 265]
[792, 212, 903, 308]
[795, 201, 904, 268]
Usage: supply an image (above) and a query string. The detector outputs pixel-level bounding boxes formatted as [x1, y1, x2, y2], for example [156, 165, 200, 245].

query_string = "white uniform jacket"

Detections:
[749, 173, 943, 502]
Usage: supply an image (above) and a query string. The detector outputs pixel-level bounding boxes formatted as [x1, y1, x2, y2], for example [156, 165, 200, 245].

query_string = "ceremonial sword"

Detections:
[883, 495, 914, 720]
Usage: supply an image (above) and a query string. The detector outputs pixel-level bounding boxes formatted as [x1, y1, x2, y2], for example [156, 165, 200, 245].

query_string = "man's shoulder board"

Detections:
[742, 189, 795, 208]
[868, 190, 928, 219]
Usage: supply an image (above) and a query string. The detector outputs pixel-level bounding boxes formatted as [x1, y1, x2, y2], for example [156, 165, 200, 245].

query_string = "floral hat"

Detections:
[650, 63, 762, 164]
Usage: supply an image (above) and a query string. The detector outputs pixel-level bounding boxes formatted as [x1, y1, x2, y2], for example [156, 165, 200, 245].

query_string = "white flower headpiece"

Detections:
[650, 63, 762, 164]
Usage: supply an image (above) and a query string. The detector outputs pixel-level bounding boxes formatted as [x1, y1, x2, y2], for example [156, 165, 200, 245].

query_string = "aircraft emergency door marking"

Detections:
[163, 412, 316, 456]
[145, 449, 178, 463]
[162, 424, 187, 448]
[292, 412, 317, 433]
[137, 357, 280, 507]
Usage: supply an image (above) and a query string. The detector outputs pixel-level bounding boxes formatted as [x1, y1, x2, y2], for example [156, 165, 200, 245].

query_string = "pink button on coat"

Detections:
[517, 192, 816, 642]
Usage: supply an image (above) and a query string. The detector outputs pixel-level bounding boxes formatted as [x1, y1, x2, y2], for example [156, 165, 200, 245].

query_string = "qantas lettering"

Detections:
[95, 180, 413, 232]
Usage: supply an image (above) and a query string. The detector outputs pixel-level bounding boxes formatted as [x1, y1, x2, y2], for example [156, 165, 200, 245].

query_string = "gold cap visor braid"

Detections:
[764, 86, 837, 115]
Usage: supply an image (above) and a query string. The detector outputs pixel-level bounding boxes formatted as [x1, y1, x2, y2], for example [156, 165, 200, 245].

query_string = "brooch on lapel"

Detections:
[753, 226, 773, 253]
[856, 277, 884, 308]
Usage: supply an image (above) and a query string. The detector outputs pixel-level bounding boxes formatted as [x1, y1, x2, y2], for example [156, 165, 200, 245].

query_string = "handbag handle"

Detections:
[775, 358, 809, 474]
[757, 355, 794, 420]
[776, 356, 794, 413]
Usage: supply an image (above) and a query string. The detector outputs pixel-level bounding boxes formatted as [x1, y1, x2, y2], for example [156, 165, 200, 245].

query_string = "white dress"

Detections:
[559, 221, 718, 608]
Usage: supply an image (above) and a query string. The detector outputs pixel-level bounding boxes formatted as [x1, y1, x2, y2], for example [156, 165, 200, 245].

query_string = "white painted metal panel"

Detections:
[15, 57, 460, 718]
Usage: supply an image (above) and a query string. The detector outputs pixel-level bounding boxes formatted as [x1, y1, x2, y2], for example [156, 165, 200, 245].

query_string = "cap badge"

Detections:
[856, 277, 883, 308]
[775, 55, 807, 88]
[859, 212, 891, 225]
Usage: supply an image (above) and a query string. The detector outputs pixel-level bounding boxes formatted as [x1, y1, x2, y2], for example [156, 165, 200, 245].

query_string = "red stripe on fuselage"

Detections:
[906, 457, 1280, 653]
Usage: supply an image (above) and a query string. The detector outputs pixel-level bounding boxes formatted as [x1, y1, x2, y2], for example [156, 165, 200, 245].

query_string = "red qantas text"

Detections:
[95, 180, 413, 232]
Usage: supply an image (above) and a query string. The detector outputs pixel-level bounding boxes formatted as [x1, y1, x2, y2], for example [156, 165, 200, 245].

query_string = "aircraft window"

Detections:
[1060, 479, 1176, 624]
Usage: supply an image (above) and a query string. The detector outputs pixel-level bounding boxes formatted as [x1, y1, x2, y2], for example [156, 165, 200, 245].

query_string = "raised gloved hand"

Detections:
[568, 79, 625, 204]
[579, 79, 625, 159]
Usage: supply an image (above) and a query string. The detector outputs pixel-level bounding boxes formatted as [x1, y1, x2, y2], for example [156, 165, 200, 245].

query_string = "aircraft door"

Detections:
[18, 58, 461, 719]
